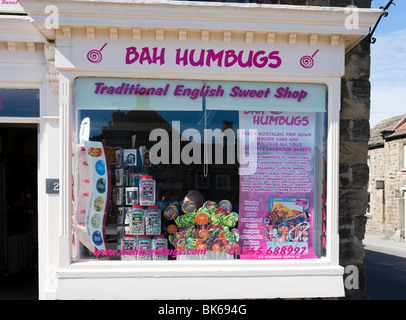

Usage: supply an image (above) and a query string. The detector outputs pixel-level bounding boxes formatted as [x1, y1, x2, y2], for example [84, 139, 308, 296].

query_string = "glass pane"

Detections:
[72, 78, 327, 262]
[0, 89, 40, 117]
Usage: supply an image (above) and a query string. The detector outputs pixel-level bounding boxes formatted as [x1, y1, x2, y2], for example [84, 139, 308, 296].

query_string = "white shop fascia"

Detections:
[19, 0, 382, 300]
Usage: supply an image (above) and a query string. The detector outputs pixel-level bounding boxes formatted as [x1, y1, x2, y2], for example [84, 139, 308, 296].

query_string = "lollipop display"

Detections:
[170, 199, 240, 260]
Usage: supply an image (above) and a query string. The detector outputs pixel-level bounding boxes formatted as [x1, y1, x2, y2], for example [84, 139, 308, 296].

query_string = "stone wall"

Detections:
[367, 138, 406, 239]
[339, 30, 371, 300]
[250, 0, 373, 299]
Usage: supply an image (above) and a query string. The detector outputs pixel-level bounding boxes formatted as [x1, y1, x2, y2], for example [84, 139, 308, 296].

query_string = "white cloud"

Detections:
[370, 28, 406, 128]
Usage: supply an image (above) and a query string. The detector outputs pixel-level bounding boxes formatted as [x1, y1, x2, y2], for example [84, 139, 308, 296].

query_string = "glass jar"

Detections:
[152, 235, 168, 260]
[120, 234, 136, 261]
[145, 205, 161, 235]
[138, 235, 152, 261]
[129, 205, 145, 235]
[139, 175, 156, 206]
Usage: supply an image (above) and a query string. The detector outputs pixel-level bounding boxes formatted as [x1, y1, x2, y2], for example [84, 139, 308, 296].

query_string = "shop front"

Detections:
[18, 0, 381, 299]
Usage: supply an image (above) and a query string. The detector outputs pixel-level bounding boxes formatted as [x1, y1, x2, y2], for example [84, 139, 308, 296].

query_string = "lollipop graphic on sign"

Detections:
[87, 43, 108, 64]
[300, 49, 319, 69]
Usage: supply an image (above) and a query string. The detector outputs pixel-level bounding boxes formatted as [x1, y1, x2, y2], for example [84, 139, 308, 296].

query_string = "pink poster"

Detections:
[238, 111, 319, 259]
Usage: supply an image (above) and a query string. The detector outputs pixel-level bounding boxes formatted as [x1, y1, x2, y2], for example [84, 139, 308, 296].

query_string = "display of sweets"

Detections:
[129, 205, 145, 235]
[145, 205, 161, 235]
[138, 235, 152, 261]
[170, 200, 240, 255]
[139, 175, 156, 206]
[169, 225, 241, 254]
[152, 235, 168, 260]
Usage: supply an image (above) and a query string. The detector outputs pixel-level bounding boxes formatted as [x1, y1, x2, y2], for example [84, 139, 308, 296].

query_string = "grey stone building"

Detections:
[367, 114, 406, 240]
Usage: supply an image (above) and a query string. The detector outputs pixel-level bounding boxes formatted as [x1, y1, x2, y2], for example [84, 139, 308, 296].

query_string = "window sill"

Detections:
[53, 260, 345, 299]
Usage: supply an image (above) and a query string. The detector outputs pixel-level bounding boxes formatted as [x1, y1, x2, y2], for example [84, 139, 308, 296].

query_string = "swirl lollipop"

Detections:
[203, 200, 218, 212]
[87, 43, 107, 64]
[163, 205, 179, 220]
[218, 200, 232, 214]
[224, 213, 238, 228]
[182, 200, 197, 214]
[300, 49, 319, 69]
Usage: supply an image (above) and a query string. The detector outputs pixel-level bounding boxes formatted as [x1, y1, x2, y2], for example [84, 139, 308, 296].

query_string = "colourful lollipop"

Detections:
[219, 200, 232, 213]
[175, 215, 185, 227]
[203, 200, 218, 212]
[224, 214, 238, 228]
[167, 224, 178, 234]
[209, 213, 223, 226]
[163, 205, 179, 220]
[183, 214, 196, 226]
[182, 200, 197, 214]
[199, 229, 208, 239]
[195, 212, 209, 225]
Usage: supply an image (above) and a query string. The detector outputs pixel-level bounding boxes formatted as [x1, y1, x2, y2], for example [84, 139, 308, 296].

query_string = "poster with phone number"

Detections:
[238, 111, 318, 260]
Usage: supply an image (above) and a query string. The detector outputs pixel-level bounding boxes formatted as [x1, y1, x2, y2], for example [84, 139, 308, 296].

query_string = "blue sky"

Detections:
[370, 0, 406, 128]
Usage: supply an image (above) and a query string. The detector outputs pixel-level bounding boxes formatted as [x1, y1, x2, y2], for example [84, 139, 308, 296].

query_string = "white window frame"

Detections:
[54, 69, 343, 299]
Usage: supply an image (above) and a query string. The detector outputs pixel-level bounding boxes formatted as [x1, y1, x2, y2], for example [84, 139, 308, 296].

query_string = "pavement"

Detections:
[363, 232, 406, 258]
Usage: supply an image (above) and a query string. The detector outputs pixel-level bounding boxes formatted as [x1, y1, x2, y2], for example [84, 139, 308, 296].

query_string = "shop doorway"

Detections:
[0, 124, 38, 299]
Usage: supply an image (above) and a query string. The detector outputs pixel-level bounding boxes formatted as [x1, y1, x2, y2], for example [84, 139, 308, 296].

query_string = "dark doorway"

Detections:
[0, 124, 38, 300]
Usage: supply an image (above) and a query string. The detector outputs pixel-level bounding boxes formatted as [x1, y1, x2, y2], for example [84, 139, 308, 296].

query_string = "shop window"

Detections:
[72, 78, 328, 262]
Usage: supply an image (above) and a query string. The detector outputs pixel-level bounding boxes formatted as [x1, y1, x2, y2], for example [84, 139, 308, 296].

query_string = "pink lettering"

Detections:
[176, 48, 188, 66]
[253, 51, 268, 68]
[237, 50, 253, 68]
[268, 51, 282, 68]
[126, 47, 165, 65]
[125, 47, 139, 64]
[139, 47, 152, 64]
[224, 50, 238, 68]
[206, 49, 224, 67]
[189, 49, 205, 67]
[152, 47, 165, 65]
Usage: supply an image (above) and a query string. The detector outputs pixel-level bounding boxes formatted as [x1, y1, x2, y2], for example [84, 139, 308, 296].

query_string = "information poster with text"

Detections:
[238, 111, 319, 259]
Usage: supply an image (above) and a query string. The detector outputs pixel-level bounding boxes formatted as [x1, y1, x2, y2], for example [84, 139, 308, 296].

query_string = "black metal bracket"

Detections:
[369, 0, 396, 44]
